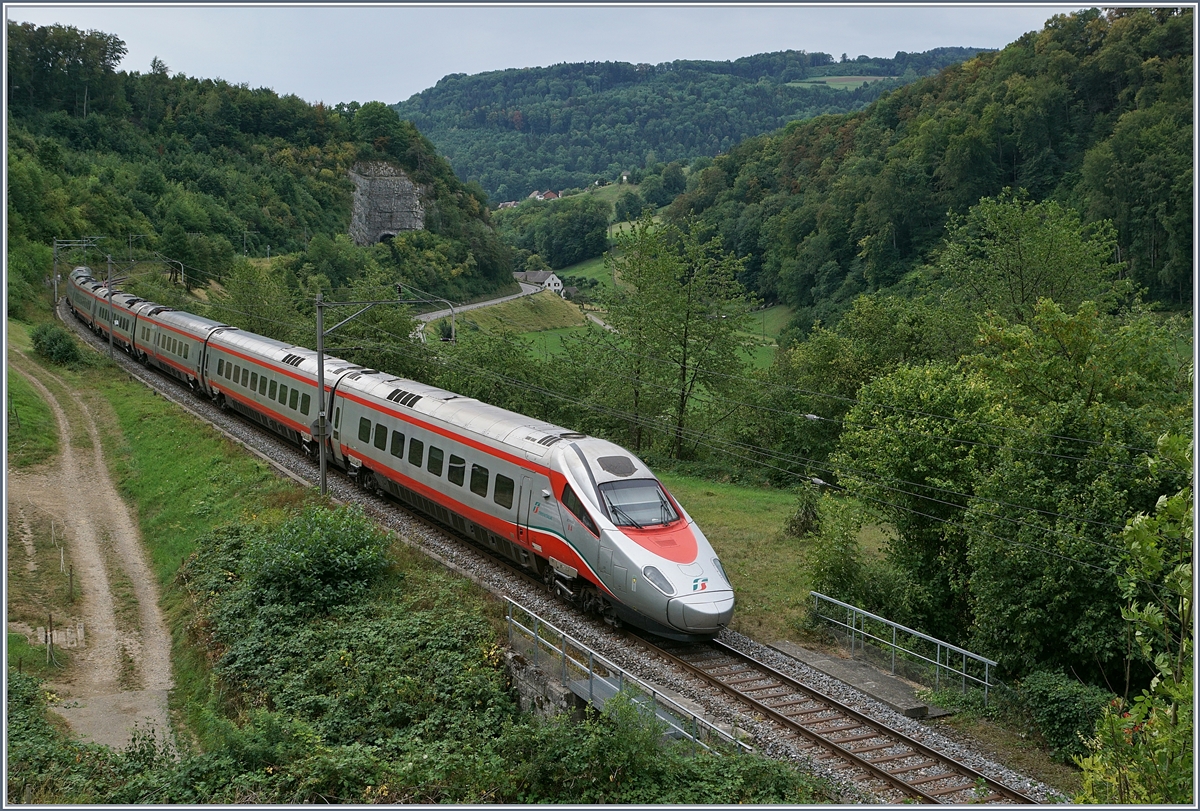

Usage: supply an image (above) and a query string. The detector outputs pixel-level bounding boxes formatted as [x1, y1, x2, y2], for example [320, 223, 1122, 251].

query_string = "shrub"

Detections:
[1019, 670, 1112, 762]
[30, 323, 81, 365]
[241, 505, 391, 612]
[782, 484, 821, 538]
[808, 495, 864, 603]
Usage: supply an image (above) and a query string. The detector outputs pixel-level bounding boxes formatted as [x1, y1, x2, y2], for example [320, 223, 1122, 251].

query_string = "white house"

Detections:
[513, 270, 565, 295]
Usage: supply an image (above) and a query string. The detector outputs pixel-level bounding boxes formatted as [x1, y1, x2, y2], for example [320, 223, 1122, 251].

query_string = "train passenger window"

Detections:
[408, 438, 424, 466]
[184, 345, 189, 359]
[300, 393, 310, 416]
[250, 372, 258, 390]
[448, 455, 466, 486]
[561, 484, 600, 537]
[217, 359, 224, 377]
[494, 475, 515, 509]
[373, 423, 387, 451]
[427, 447, 444, 477]
[470, 464, 489, 498]
[278, 383, 288, 403]
[334, 407, 341, 429]
[241, 368, 250, 387]
[289, 389, 299, 410]
[358, 418, 372, 442]
[269, 380, 277, 399]
[390, 430, 405, 458]
[259, 376, 268, 395]
[233, 365, 241, 382]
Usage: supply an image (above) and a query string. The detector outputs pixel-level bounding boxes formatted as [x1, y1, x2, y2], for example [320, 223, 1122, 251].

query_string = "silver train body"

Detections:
[66, 267, 735, 638]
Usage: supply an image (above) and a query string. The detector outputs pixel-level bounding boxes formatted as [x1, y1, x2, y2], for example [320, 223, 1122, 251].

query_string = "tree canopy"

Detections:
[666, 8, 1193, 324]
[392, 48, 988, 201]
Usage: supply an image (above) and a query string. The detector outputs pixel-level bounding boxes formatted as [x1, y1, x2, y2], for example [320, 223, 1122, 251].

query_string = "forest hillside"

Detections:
[391, 47, 986, 201]
[660, 8, 1192, 331]
[6, 21, 513, 319]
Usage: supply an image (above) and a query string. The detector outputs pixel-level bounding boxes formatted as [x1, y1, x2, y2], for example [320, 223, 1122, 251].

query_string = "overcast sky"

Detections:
[7, 3, 1087, 106]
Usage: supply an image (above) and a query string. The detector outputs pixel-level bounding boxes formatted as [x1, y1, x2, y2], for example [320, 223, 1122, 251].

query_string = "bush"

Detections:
[808, 495, 864, 602]
[30, 323, 81, 365]
[1019, 670, 1112, 762]
[241, 505, 391, 612]
[782, 484, 821, 538]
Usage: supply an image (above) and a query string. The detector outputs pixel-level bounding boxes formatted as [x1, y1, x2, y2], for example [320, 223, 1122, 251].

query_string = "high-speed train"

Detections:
[66, 267, 735, 638]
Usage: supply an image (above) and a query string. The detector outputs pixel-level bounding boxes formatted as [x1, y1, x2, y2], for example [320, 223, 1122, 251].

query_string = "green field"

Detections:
[788, 75, 896, 90]
[736, 304, 794, 369]
[431, 290, 586, 337]
[521, 325, 594, 359]
[6, 365, 59, 469]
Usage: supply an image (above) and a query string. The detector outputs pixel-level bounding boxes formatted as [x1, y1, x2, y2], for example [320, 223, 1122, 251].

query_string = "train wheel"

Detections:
[359, 469, 377, 494]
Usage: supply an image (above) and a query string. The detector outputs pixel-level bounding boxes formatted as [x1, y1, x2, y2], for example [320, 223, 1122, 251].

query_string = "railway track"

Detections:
[634, 636, 1037, 804]
[58, 301, 1054, 803]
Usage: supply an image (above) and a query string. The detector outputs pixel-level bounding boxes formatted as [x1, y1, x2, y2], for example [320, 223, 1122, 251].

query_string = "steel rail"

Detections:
[638, 637, 1038, 804]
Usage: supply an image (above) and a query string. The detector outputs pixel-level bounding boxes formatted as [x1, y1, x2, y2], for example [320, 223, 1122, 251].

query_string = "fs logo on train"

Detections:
[692, 577, 708, 591]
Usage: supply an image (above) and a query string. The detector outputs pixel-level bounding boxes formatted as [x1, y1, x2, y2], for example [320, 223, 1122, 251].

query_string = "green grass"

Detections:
[788, 75, 896, 90]
[734, 304, 794, 369]
[658, 472, 813, 641]
[556, 253, 615, 291]
[520, 324, 593, 359]
[96, 373, 311, 586]
[7, 632, 69, 679]
[431, 290, 586, 337]
[6, 364, 59, 468]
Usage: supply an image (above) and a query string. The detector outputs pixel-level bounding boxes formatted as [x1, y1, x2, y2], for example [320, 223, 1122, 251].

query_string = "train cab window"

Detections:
[217, 359, 225, 377]
[408, 438, 424, 467]
[448, 455, 466, 486]
[494, 475, 515, 509]
[373, 423, 387, 451]
[241, 368, 250, 388]
[427, 446, 444, 477]
[470, 464, 489, 498]
[289, 389, 299, 410]
[250, 372, 258, 390]
[561, 484, 600, 537]
[300, 393, 311, 416]
[390, 430, 405, 458]
[278, 383, 288, 403]
[268, 380, 277, 399]
[358, 417, 372, 443]
[259, 376, 268, 395]
[598, 479, 679, 528]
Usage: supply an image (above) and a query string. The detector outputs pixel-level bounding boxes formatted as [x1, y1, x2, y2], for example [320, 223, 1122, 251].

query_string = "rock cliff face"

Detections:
[348, 161, 424, 246]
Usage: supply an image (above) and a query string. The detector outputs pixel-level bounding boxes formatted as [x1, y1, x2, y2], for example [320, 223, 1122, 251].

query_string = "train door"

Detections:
[516, 475, 533, 546]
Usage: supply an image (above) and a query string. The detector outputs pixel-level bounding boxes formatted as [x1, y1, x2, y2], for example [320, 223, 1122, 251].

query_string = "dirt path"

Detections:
[7, 353, 173, 749]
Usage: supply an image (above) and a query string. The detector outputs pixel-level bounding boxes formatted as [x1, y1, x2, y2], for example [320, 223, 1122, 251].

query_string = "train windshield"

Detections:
[598, 479, 679, 528]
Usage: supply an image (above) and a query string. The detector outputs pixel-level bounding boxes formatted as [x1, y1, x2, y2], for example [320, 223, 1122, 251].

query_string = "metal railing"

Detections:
[504, 598, 751, 754]
[811, 592, 999, 705]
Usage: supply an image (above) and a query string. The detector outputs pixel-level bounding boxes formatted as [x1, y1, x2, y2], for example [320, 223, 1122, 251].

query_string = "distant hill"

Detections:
[391, 48, 987, 202]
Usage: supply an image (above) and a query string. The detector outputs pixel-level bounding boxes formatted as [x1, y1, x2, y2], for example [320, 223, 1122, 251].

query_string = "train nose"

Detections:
[667, 590, 735, 633]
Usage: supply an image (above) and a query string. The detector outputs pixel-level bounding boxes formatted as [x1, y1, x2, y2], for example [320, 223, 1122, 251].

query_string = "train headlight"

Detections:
[712, 558, 730, 586]
[642, 565, 675, 596]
